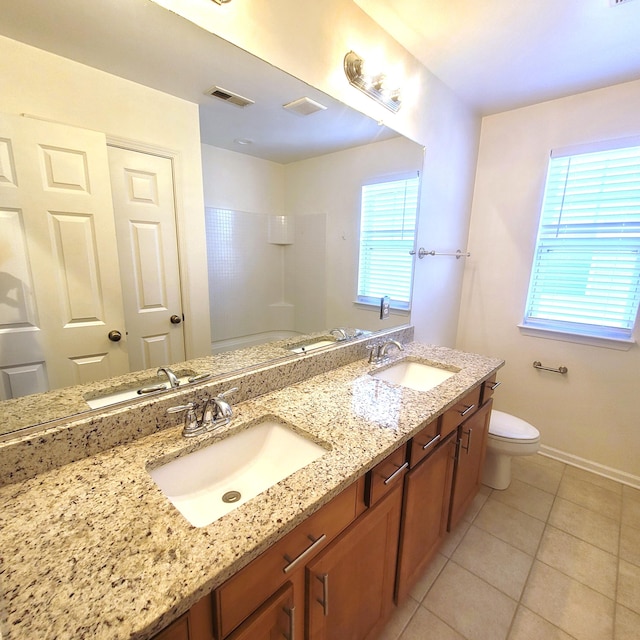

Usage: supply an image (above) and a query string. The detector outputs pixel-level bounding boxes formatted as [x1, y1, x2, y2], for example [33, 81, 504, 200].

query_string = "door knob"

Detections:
[108, 330, 122, 342]
[170, 315, 182, 325]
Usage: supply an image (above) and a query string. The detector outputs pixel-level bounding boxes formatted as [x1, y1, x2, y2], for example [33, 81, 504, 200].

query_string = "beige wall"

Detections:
[0, 35, 211, 360]
[457, 80, 640, 484]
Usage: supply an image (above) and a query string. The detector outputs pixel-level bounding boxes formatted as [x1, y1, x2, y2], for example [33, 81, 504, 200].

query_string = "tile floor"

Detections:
[378, 453, 640, 640]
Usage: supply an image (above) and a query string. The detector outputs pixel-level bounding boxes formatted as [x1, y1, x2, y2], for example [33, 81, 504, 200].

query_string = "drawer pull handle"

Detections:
[459, 403, 476, 417]
[490, 381, 502, 391]
[284, 605, 295, 640]
[316, 573, 329, 616]
[383, 461, 409, 485]
[422, 433, 441, 450]
[461, 427, 473, 454]
[283, 534, 327, 573]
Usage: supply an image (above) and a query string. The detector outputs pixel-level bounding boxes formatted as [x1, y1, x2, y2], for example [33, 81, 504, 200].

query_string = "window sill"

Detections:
[517, 324, 636, 351]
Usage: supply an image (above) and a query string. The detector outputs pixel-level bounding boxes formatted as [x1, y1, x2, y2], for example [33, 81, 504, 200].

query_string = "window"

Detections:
[356, 175, 420, 310]
[522, 141, 640, 344]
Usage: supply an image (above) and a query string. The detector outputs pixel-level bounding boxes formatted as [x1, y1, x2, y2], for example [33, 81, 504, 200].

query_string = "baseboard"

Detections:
[539, 445, 640, 490]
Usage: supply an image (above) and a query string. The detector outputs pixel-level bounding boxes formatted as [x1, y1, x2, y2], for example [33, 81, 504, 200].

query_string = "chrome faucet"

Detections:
[380, 340, 404, 358]
[157, 367, 180, 388]
[368, 339, 404, 365]
[167, 387, 238, 437]
[201, 391, 234, 430]
[329, 327, 348, 341]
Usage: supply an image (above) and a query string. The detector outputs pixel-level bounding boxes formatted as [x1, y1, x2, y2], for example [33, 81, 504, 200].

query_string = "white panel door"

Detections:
[0, 113, 129, 397]
[108, 146, 185, 371]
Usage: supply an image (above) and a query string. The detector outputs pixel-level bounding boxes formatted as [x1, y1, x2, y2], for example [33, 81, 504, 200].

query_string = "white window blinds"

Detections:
[523, 143, 640, 342]
[357, 175, 420, 309]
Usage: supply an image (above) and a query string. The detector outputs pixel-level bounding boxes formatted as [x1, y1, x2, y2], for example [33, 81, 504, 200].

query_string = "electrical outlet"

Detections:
[380, 296, 390, 320]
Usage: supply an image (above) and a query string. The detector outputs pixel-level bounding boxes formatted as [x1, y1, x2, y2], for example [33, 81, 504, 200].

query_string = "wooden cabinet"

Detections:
[213, 482, 360, 639]
[395, 431, 457, 602]
[479, 374, 501, 406]
[214, 448, 403, 640]
[449, 398, 493, 530]
[407, 419, 440, 467]
[306, 485, 402, 640]
[153, 595, 213, 640]
[365, 443, 408, 506]
[440, 386, 481, 439]
[226, 583, 294, 640]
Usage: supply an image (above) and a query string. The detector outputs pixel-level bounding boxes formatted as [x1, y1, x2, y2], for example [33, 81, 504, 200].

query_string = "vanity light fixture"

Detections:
[343, 51, 402, 113]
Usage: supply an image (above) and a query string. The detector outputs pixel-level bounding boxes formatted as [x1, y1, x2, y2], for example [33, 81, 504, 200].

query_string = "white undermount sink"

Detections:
[371, 360, 458, 392]
[148, 420, 328, 527]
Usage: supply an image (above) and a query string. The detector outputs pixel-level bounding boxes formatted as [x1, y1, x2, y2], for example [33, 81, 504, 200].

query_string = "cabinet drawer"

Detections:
[153, 595, 213, 640]
[440, 386, 481, 439]
[479, 374, 501, 406]
[226, 582, 294, 640]
[153, 613, 189, 640]
[214, 482, 358, 638]
[366, 443, 408, 506]
[408, 419, 440, 468]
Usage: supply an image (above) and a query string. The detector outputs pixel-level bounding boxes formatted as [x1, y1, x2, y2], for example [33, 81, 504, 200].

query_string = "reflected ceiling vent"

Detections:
[206, 86, 255, 107]
[282, 97, 328, 116]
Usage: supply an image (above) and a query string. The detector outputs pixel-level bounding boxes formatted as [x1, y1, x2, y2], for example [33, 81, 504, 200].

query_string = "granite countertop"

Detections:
[0, 342, 503, 640]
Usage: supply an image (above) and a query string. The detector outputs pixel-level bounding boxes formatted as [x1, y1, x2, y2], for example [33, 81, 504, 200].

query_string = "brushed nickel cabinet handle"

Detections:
[284, 605, 295, 640]
[461, 427, 473, 454]
[422, 433, 441, 450]
[490, 381, 501, 390]
[460, 403, 476, 417]
[383, 461, 409, 485]
[283, 534, 326, 573]
[316, 573, 329, 617]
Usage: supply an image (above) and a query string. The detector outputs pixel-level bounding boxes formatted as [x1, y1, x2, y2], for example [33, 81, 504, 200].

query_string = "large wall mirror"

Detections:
[0, 0, 424, 437]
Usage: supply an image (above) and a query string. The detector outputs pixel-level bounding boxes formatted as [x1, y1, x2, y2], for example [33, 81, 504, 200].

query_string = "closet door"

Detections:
[0, 113, 128, 397]
[108, 146, 185, 370]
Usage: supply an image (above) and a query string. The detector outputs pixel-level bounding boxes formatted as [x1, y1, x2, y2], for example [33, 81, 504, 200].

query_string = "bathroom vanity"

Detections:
[0, 332, 502, 640]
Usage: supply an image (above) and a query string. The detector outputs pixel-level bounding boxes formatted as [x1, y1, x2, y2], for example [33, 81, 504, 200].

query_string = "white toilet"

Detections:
[482, 410, 540, 490]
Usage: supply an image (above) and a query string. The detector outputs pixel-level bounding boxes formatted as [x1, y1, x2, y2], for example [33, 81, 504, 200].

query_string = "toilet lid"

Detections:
[489, 410, 540, 441]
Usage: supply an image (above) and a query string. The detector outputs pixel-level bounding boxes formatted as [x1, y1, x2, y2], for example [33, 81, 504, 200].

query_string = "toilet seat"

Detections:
[489, 410, 540, 443]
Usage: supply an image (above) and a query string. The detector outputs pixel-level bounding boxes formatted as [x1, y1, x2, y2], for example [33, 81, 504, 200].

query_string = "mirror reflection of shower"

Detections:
[205, 208, 326, 353]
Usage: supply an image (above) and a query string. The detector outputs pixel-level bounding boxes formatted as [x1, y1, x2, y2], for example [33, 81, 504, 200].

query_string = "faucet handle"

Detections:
[167, 402, 200, 436]
[216, 386, 238, 400]
[167, 402, 195, 414]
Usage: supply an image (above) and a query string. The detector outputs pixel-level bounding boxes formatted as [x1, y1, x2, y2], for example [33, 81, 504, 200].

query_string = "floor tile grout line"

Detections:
[502, 460, 571, 640]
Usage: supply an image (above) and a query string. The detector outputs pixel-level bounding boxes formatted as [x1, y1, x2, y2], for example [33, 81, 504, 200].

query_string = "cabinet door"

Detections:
[306, 485, 402, 640]
[395, 432, 456, 603]
[152, 595, 213, 640]
[226, 582, 295, 640]
[449, 398, 493, 530]
[214, 483, 358, 639]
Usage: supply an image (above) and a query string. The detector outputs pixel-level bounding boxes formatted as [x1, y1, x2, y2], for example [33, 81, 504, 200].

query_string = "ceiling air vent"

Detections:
[282, 97, 328, 116]
[205, 86, 255, 107]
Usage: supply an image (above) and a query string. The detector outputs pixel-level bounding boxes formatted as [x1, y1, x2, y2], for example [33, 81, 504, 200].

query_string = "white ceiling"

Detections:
[355, 0, 640, 115]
